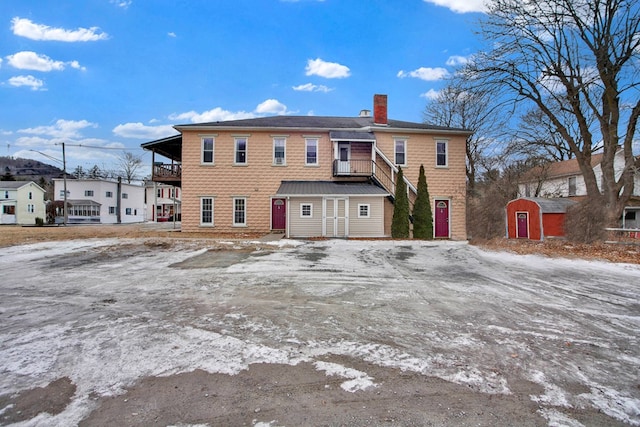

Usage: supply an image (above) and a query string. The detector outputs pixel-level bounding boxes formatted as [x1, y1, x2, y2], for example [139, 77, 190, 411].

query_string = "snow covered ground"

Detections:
[0, 238, 639, 426]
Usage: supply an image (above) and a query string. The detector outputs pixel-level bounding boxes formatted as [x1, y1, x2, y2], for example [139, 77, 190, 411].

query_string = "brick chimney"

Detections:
[373, 94, 388, 125]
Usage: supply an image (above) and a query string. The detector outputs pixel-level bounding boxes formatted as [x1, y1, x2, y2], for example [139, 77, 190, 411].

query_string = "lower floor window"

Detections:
[300, 203, 312, 217]
[109, 206, 116, 215]
[233, 197, 246, 226]
[125, 208, 132, 215]
[358, 204, 370, 218]
[69, 204, 100, 217]
[27, 204, 35, 213]
[3, 205, 15, 214]
[201, 197, 214, 226]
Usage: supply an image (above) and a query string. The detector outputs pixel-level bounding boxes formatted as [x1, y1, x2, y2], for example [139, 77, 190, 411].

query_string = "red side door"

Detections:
[517, 212, 529, 238]
[271, 198, 286, 230]
[434, 200, 449, 238]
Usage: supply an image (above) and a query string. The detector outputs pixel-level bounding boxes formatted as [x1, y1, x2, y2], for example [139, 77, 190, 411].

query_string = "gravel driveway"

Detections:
[0, 238, 638, 426]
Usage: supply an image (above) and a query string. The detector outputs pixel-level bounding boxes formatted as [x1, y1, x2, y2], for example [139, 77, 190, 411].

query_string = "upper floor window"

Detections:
[436, 140, 448, 167]
[235, 138, 247, 165]
[122, 193, 128, 199]
[85, 190, 94, 197]
[233, 197, 246, 226]
[4, 191, 8, 199]
[305, 138, 318, 165]
[568, 176, 577, 196]
[28, 192, 33, 200]
[202, 137, 215, 164]
[273, 138, 286, 165]
[157, 188, 162, 198]
[106, 191, 113, 198]
[394, 139, 407, 166]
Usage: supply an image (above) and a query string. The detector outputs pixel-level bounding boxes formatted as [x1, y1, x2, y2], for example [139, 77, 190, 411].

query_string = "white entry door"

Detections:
[337, 143, 351, 175]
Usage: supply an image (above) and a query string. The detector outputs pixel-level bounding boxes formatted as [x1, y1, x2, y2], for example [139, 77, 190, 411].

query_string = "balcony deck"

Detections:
[152, 163, 182, 186]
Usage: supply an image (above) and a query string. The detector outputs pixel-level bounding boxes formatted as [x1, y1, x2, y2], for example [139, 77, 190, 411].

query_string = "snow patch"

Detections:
[314, 361, 376, 392]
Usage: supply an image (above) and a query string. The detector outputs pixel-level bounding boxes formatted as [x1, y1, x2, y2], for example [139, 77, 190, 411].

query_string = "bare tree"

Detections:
[424, 82, 507, 194]
[118, 152, 143, 184]
[467, 0, 640, 226]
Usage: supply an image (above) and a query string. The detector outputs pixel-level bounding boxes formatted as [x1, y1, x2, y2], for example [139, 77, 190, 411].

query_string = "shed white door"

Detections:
[324, 198, 348, 237]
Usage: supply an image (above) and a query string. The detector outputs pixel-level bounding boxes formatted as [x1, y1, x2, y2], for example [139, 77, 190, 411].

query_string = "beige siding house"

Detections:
[142, 95, 470, 239]
[0, 181, 46, 225]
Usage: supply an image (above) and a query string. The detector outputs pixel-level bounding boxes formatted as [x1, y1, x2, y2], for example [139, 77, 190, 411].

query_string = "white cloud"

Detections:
[305, 58, 351, 79]
[397, 67, 450, 81]
[292, 83, 333, 93]
[421, 89, 441, 100]
[18, 119, 97, 139]
[111, 0, 132, 8]
[169, 99, 294, 123]
[255, 99, 289, 115]
[11, 17, 109, 42]
[112, 123, 178, 140]
[168, 32, 177, 38]
[446, 55, 471, 67]
[8, 75, 45, 91]
[423, 0, 487, 13]
[170, 108, 255, 123]
[6, 51, 84, 72]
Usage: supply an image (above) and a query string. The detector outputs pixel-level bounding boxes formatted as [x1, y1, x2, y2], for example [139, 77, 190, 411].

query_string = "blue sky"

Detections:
[0, 0, 486, 176]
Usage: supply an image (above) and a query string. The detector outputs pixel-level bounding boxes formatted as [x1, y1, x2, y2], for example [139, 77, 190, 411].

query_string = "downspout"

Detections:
[538, 203, 544, 241]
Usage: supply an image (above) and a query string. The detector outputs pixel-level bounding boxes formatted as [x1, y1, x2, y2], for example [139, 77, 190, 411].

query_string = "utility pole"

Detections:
[62, 142, 68, 225]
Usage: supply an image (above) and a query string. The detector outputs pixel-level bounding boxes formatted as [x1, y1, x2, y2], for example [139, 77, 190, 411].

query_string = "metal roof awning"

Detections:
[276, 181, 389, 197]
[329, 130, 376, 142]
[141, 134, 182, 161]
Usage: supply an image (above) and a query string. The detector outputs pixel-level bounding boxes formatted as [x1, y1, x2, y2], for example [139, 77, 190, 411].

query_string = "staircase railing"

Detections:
[372, 147, 417, 206]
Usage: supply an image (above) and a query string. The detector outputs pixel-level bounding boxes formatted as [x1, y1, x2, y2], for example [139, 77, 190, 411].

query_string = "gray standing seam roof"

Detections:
[520, 197, 577, 213]
[276, 181, 389, 196]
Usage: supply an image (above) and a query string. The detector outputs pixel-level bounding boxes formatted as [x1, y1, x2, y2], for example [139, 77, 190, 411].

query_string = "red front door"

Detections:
[434, 200, 449, 238]
[517, 212, 529, 238]
[271, 198, 286, 230]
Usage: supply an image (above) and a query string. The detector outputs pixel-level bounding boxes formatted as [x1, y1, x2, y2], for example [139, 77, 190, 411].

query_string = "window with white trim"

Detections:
[84, 190, 94, 197]
[109, 206, 116, 215]
[568, 176, 577, 196]
[122, 193, 128, 199]
[106, 191, 113, 198]
[358, 204, 370, 218]
[27, 204, 35, 213]
[305, 138, 318, 165]
[200, 197, 214, 226]
[235, 138, 247, 164]
[300, 203, 313, 218]
[273, 138, 286, 165]
[233, 197, 246, 226]
[125, 208, 132, 215]
[436, 140, 448, 167]
[28, 192, 33, 200]
[202, 137, 214, 164]
[394, 139, 407, 166]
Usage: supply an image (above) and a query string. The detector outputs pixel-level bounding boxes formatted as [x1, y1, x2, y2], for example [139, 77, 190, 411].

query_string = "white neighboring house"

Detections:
[53, 178, 145, 224]
[0, 181, 46, 225]
[517, 149, 640, 228]
[144, 182, 181, 222]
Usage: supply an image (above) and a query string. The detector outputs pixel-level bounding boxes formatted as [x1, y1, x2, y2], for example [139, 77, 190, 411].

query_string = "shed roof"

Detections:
[276, 181, 389, 196]
[514, 197, 577, 213]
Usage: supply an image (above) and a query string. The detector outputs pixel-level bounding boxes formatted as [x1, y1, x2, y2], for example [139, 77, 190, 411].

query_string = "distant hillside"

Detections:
[0, 156, 64, 182]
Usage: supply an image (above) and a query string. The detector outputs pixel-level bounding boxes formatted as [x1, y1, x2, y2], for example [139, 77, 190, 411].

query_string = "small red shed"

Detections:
[506, 197, 576, 240]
